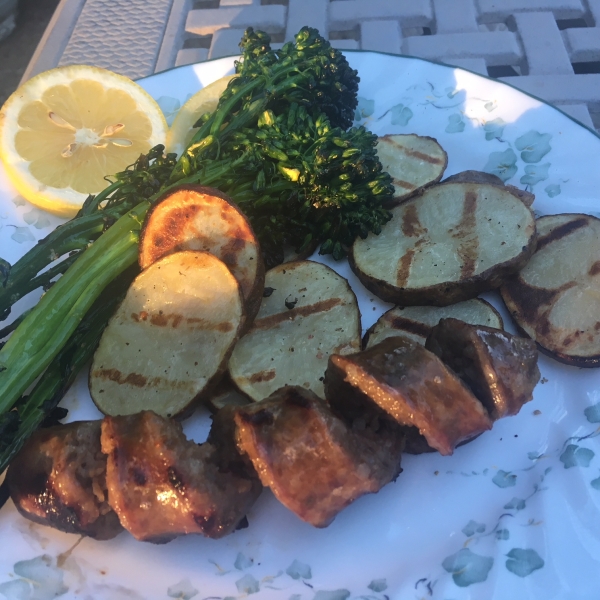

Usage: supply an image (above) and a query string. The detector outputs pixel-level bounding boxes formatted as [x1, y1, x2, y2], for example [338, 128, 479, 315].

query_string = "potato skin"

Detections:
[443, 170, 504, 186]
[502, 284, 600, 368]
[443, 171, 535, 207]
[243, 254, 265, 327]
[508, 321, 600, 368]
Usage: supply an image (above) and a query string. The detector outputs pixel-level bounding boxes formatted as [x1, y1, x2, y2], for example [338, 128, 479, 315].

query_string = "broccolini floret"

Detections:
[173, 27, 393, 263]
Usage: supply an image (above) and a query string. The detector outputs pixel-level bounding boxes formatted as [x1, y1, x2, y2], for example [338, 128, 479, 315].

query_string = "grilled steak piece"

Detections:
[7, 421, 122, 540]
[425, 318, 540, 419]
[324, 336, 492, 455]
[234, 386, 403, 528]
[101, 410, 261, 543]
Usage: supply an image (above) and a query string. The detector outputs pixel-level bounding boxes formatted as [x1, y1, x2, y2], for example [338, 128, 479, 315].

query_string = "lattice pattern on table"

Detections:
[36, 0, 600, 132]
[152, 0, 600, 132]
[58, 0, 175, 80]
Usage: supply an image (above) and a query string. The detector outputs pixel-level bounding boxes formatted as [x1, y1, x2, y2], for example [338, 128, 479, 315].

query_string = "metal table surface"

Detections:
[22, 0, 600, 133]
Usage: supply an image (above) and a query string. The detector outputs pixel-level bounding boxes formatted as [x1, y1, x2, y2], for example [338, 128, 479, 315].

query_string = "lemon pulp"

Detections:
[0, 65, 167, 216]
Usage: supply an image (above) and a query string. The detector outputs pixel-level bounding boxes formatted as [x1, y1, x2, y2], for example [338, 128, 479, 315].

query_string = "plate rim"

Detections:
[148, 48, 600, 143]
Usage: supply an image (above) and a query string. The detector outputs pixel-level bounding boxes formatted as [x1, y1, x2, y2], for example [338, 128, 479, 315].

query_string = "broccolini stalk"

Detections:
[0, 265, 137, 473]
[0, 203, 145, 413]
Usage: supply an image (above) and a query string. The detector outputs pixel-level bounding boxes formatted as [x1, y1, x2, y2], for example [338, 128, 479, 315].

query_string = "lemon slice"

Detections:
[166, 75, 235, 157]
[0, 65, 168, 217]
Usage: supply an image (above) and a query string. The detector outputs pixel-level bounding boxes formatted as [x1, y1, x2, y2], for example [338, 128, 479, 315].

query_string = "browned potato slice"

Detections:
[364, 298, 503, 348]
[90, 251, 245, 417]
[350, 182, 536, 306]
[501, 213, 600, 367]
[139, 185, 264, 322]
[228, 260, 361, 400]
[377, 134, 447, 204]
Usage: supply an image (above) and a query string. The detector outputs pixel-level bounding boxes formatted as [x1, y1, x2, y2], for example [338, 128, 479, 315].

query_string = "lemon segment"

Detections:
[0, 65, 168, 217]
[166, 75, 235, 157]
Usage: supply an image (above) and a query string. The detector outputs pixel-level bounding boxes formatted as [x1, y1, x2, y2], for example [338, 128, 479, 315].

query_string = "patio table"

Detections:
[21, 0, 600, 133]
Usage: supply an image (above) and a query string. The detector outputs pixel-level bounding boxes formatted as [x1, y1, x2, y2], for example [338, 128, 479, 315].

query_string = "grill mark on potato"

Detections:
[131, 311, 233, 332]
[454, 190, 478, 278]
[95, 368, 148, 388]
[589, 261, 600, 276]
[503, 280, 577, 336]
[396, 249, 416, 287]
[384, 137, 444, 164]
[150, 205, 203, 257]
[393, 177, 417, 191]
[186, 318, 234, 332]
[536, 217, 588, 252]
[401, 204, 427, 237]
[93, 368, 198, 392]
[249, 369, 276, 383]
[387, 315, 431, 338]
[150, 313, 183, 328]
[252, 298, 343, 330]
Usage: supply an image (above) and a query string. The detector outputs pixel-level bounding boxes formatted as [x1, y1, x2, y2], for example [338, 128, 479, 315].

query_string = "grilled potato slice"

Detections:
[139, 185, 264, 323]
[229, 260, 361, 401]
[377, 134, 447, 204]
[90, 251, 245, 417]
[501, 213, 600, 367]
[350, 182, 536, 306]
[364, 298, 503, 348]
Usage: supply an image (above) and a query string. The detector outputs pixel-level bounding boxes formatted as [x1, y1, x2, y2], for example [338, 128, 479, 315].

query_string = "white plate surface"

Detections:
[1, 52, 600, 600]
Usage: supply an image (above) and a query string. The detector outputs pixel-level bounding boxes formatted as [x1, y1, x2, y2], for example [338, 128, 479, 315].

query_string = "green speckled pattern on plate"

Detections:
[1, 52, 600, 600]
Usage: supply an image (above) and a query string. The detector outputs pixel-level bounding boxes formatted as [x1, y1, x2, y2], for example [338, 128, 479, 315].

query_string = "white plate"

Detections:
[1, 52, 600, 600]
